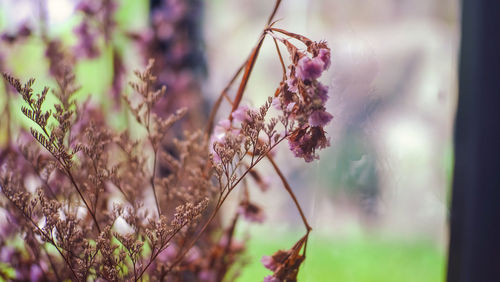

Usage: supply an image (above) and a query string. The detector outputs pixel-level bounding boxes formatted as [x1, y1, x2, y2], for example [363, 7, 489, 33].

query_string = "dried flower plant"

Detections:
[0, 0, 332, 281]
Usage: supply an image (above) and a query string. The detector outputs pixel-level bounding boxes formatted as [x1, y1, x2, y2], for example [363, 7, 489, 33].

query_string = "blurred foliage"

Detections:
[238, 230, 445, 282]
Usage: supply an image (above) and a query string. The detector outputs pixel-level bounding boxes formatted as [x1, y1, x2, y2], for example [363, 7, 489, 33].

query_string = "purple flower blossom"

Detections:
[296, 56, 324, 81]
[213, 119, 231, 142]
[286, 102, 296, 112]
[30, 265, 43, 282]
[286, 76, 298, 92]
[272, 97, 281, 110]
[157, 244, 178, 261]
[232, 105, 251, 123]
[308, 110, 333, 127]
[261, 255, 277, 271]
[210, 119, 240, 163]
[289, 133, 315, 162]
[264, 275, 280, 282]
[186, 246, 201, 263]
[76, 1, 99, 15]
[199, 269, 216, 281]
[318, 48, 331, 69]
[288, 127, 330, 162]
[315, 83, 329, 105]
[0, 247, 14, 262]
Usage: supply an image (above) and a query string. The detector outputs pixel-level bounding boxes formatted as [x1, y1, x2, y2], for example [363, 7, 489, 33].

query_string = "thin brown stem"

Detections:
[64, 167, 101, 233]
[151, 149, 161, 217]
[216, 213, 239, 281]
[135, 204, 209, 281]
[1, 83, 12, 147]
[266, 0, 282, 26]
[165, 136, 288, 273]
[3, 192, 78, 280]
[205, 0, 283, 127]
[266, 154, 312, 232]
[43, 246, 62, 282]
[269, 27, 312, 44]
[20, 94, 101, 233]
[229, 35, 266, 120]
[205, 59, 247, 136]
[273, 36, 287, 80]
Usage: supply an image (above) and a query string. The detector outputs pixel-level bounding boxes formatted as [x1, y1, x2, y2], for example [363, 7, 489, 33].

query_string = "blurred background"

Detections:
[0, 0, 459, 281]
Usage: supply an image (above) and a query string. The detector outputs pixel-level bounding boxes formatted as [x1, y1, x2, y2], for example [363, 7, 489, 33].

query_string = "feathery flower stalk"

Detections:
[0, 0, 332, 280]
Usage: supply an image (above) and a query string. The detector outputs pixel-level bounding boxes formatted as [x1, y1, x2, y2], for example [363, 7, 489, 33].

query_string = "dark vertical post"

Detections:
[447, 1, 500, 281]
[148, 0, 207, 126]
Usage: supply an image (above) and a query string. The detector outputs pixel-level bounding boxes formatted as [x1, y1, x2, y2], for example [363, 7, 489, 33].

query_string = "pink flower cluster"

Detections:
[274, 42, 333, 162]
[210, 105, 255, 163]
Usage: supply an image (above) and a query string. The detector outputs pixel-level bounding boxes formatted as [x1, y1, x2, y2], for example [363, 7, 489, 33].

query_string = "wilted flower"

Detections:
[288, 126, 330, 162]
[210, 119, 241, 163]
[315, 82, 329, 105]
[232, 105, 251, 123]
[286, 76, 299, 92]
[318, 47, 331, 69]
[296, 56, 325, 81]
[238, 201, 265, 223]
[261, 255, 277, 271]
[308, 110, 333, 127]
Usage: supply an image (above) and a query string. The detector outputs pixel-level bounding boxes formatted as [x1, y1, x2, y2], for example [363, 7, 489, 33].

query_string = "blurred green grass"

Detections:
[237, 230, 445, 282]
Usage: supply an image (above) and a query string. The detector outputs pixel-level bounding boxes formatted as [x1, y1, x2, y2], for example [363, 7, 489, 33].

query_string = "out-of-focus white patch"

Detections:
[47, 0, 76, 26]
[114, 216, 135, 235]
[75, 206, 87, 220]
[3, 0, 75, 29]
[24, 175, 41, 194]
[3, 0, 33, 29]
[331, 41, 379, 97]
[384, 117, 431, 163]
[0, 209, 9, 237]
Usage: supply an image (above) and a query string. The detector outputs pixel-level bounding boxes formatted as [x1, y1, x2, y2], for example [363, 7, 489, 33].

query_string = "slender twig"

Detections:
[206, 0, 282, 131]
[166, 1, 286, 272]
[266, 154, 311, 231]
[43, 246, 62, 282]
[1, 82, 12, 147]
[134, 204, 208, 281]
[17, 87, 102, 232]
[64, 167, 102, 233]
[216, 213, 239, 281]
[266, 0, 282, 26]
[144, 88, 162, 217]
[3, 192, 78, 280]
[272, 37, 287, 80]
[269, 27, 312, 44]
[165, 136, 288, 274]
[205, 60, 247, 136]
[228, 0, 282, 118]
[151, 149, 161, 217]
[229, 35, 266, 120]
